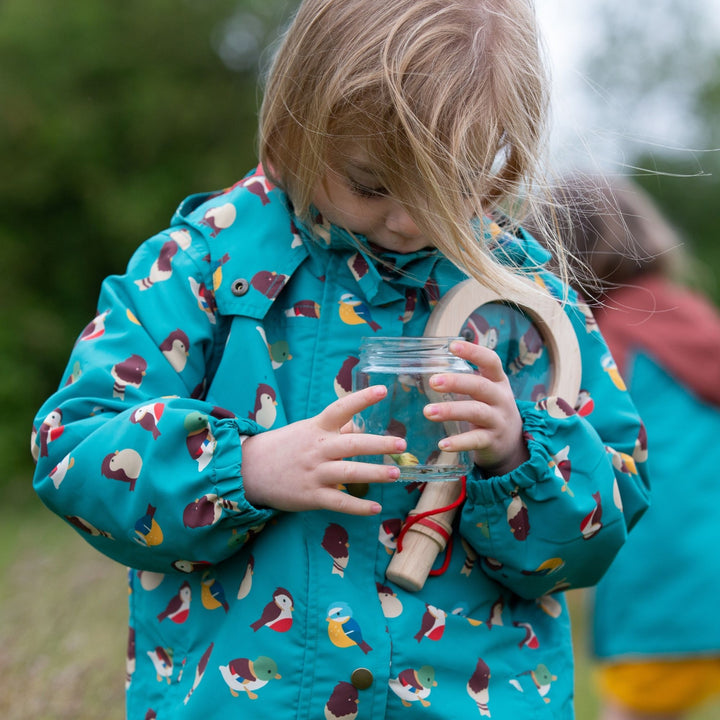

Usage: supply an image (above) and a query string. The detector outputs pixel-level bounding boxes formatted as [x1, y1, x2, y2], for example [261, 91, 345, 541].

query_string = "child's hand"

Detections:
[241, 386, 406, 515]
[423, 339, 529, 476]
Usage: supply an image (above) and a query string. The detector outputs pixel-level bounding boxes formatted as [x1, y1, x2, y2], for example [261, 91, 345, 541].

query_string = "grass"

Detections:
[3, 497, 720, 719]
[0, 494, 126, 720]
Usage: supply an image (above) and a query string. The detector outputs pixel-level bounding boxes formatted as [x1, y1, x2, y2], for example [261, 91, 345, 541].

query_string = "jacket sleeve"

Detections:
[459, 294, 650, 599]
[31, 226, 276, 574]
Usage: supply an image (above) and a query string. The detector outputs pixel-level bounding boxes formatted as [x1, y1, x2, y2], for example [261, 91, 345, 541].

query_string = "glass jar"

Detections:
[352, 336, 474, 481]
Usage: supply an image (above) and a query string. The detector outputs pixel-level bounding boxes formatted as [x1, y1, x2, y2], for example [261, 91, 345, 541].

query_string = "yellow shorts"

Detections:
[596, 657, 720, 714]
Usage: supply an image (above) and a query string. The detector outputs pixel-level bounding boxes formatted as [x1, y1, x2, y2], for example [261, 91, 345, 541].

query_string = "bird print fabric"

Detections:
[30, 166, 649, 719]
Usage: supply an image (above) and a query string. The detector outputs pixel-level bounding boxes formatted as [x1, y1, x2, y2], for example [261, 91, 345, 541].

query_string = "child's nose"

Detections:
[385, 203, 421, 237]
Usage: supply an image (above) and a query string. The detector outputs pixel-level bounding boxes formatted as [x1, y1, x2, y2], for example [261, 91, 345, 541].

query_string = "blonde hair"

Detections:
[259, 0, 560, 294]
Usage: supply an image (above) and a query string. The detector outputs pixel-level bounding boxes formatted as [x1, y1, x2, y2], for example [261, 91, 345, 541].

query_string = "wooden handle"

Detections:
[385, 277, 582, 592]
[385, 475, 462, 591]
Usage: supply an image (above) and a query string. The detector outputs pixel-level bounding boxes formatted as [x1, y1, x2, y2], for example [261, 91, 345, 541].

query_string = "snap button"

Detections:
[350, 667, 374, 690]
[231, 278, 249, 296]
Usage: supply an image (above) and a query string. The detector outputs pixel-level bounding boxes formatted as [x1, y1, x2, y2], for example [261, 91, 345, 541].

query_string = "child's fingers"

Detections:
[449, 339, 506, 381]
[318, 385, 388, 432]
[314, 486, 383, 516]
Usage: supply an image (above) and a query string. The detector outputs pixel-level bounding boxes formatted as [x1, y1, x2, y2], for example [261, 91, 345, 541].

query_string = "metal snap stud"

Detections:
[231, 278, 249, 296]
[350, 667, 374, 690]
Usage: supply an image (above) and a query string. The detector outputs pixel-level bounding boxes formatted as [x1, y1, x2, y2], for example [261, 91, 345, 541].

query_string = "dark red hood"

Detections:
[594, 274, 720, 407]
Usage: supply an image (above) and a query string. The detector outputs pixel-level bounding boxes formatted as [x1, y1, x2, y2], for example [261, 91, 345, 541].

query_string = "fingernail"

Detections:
[439, 439, 450, 449]
[395, 438, 406, 451]
[430, 375, 445, 388]
[369, 502, 382, 514]
[388, 467, 401, 479]
[425, 404, 439, 417]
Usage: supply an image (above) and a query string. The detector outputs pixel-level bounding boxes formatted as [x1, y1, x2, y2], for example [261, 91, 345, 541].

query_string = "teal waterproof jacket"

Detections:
[32, 167, 649, 719]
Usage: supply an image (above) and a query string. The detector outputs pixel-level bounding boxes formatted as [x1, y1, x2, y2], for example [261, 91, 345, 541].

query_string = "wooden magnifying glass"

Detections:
[385, 276, 583, 591]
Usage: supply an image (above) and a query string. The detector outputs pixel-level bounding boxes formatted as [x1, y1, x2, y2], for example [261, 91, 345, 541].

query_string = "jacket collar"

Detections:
[170, 166, 551, 319]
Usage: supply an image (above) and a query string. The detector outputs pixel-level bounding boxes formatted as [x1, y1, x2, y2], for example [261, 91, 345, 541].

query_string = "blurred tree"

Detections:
[575, 0, 720, 302]
[0, 0, 293, 498]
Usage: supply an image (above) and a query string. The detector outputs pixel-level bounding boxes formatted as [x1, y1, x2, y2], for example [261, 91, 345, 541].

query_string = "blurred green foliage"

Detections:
[0, 0, 291, 497]
[1, 0, 719, 501]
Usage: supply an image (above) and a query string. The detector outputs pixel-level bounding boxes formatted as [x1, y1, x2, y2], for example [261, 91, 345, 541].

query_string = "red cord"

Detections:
[395, 475, 467, 578]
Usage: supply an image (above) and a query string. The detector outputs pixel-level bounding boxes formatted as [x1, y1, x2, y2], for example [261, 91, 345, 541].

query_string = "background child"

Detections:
[535, 175, 720, 720]
[30, 1, 649, 718]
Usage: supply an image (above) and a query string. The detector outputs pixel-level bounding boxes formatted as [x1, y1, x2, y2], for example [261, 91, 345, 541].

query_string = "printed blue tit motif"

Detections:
[326, 602, 372, 654]
[134, 504, 164, 547]
[200, 570, 230, 613]
[338, 293, 381, 332]
[30, 166, 650, 719]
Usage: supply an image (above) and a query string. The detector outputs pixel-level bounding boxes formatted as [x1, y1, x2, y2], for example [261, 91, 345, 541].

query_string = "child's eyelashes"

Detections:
[349, 181, 387, 199]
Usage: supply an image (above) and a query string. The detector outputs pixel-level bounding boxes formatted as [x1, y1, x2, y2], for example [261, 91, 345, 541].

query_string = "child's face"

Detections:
[312, 143, 431, 254]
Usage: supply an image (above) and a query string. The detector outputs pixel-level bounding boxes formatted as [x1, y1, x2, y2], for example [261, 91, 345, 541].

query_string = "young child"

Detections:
[540, 176, 720, 720]
[30, 2, 649, 718]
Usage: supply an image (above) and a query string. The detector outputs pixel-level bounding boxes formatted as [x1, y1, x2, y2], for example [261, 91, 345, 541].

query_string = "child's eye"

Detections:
[349, 181, 387, 199]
